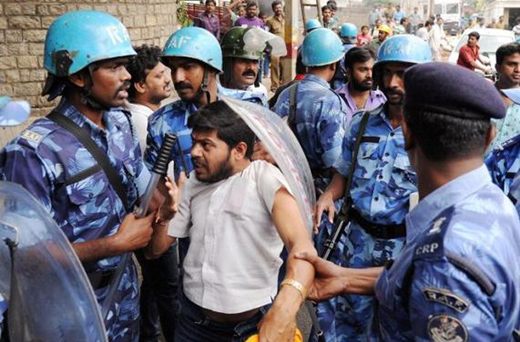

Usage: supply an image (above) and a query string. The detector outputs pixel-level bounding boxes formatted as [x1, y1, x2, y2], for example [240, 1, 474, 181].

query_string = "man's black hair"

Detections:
[404, 109, 491, 161]
[424, 20, 433, 27]
[344, 47, 375, 71]
[321, 5, 331, 13]
[496, 43, 520, 66]
[400, 17, 407, 25]
[271, 0, 282, 11]
[126, 44, 162, 100]
[205, 0, 216, 5]
[246, 2, 258, 9]
[187, 101, 256, 158]
[361, 25, 369, 30]
[468, 31, 480, 40]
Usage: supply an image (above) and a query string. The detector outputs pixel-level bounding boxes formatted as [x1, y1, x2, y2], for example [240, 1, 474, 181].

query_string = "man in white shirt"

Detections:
[429, 17, 444, 61]
[416, 20, 433, 41]
[126, 44, 172, 153]
[125, 44, 177, 342]
[146, 100, 316, 342]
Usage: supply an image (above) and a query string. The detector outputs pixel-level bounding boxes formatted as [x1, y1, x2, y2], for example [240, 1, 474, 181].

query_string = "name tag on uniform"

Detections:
[21, 130, 43, 143]
[423, 287, 470, 313]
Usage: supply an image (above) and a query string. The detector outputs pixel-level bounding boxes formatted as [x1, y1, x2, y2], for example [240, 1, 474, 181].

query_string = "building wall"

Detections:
[0, 0, 177, 118]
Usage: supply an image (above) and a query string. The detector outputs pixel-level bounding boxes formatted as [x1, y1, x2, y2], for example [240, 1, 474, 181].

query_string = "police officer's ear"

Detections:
[68, 70, 90, 88]
[401, 119, 415, 152]
[484, 124, 496, 152]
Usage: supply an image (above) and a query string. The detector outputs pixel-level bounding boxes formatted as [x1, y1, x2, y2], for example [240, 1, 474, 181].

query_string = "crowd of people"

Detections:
[1, 2, 520, 342]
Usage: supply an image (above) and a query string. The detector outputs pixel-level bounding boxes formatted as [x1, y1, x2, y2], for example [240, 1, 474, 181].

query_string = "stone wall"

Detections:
[0, 0, 177, 118]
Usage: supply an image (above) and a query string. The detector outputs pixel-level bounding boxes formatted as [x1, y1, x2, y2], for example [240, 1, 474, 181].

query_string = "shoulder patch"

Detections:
[20, 130, 43, 144]
[414, 206, 455, 260]
[423, 288, 470, 313]
[427, 314, 468, 342]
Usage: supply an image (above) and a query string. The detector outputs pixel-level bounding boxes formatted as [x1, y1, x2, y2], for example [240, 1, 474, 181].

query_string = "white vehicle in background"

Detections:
[433, 0, 463, 35]
[448, 28, 515, 79]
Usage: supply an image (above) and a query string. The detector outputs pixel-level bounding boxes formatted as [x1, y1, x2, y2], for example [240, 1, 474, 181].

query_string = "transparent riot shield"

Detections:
[222, 97, 316, 235]
[243, 26, 287, 58]
[0, 182, 107, 342]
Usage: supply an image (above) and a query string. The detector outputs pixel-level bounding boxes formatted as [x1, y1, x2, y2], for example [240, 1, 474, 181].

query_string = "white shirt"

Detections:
[126, 102, 153, 155]
[416, 27, 429, 41]
[429, 24, 442, 50]
[169, 160, 291, 313]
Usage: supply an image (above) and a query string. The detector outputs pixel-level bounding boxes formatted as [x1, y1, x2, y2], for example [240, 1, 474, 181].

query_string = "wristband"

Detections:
[280, 278, 306, 302]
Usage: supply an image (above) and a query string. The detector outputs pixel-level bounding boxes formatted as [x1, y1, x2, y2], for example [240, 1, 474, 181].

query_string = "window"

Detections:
[446, 4, 459, 15]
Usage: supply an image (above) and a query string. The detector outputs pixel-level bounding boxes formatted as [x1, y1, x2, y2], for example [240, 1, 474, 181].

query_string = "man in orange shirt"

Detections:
[457, 31, 492, 73]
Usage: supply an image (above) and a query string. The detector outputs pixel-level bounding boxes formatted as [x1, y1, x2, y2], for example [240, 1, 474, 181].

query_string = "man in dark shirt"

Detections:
[194, 0, 220, 40]
[457, 31, 492, 73]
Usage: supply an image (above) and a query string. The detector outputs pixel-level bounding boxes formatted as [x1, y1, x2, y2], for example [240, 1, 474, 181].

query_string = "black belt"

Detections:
[87, 269, 115, 290]
[349, 208, 406, 239]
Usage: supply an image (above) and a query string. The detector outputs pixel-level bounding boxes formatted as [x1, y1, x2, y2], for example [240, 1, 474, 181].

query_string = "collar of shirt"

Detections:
[303, 74, 331, 89]
[55, 98, 117, 137]
[336, 83, 386, 113]
[126, 102, 154, 117]
[405, 164, 490, 241]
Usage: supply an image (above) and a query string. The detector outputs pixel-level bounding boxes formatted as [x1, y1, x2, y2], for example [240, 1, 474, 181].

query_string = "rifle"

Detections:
[311, 110, 371, 341]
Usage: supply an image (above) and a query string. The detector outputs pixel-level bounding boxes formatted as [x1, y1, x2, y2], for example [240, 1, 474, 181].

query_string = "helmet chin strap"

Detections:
[81, 64, 111, 111]
[194, 67, 211, 105]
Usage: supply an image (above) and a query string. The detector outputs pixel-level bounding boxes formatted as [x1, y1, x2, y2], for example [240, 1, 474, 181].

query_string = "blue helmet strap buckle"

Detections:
[54, 50, 73, 78]
[201, 68, 211, 104]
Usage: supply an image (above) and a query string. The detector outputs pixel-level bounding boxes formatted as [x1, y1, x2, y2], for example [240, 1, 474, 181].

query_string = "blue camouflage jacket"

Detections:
[334, 105, 417, 224]
[145, 88, 266, 178]
[0, 98, 149, 272]
[273, 74, 347, 173]
[371, 165, 520, 341]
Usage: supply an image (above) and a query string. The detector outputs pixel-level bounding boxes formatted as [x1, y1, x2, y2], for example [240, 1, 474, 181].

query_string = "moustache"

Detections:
[118, 81, 131, 92]
[174, 82, 193, 91]
[242, 70, 257, 77]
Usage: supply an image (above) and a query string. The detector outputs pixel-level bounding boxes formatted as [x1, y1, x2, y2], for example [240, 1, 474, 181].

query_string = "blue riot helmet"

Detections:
[302, 28, 344, 67]
[163, 27, 223, 102]
[42, 11, 136, 102]
[163, 26, 223, 72]
[339, 23, 358, 38]
[305, 19, 322, 33]
[375, 34, 432, 67]
[373, 34, 432, 90]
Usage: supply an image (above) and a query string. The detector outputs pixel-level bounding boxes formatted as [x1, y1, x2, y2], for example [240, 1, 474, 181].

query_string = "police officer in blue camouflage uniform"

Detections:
[0, 96, 31, 340]
[0, 11, 156, 342]
[332, 23, 358, 90]
[299, 61, 520, 342]
[314, 35, 431, 341]
[486, 88, 520, 216]
[273, 27, 347, 341]
[145, 27, 265, 178]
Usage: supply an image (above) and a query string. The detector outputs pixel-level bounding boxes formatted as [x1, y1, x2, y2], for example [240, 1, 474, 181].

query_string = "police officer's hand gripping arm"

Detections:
[295, 252, 383, 300]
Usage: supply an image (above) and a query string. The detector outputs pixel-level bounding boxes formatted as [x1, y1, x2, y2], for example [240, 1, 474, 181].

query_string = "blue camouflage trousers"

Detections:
[95, 260, 140, 342]
[312, 199, 346, 342]
[335, 221, 405, 342]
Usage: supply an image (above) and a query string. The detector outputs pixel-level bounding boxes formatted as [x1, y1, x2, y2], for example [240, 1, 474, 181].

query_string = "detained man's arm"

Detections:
[145, 174, 184, 259]
[258, 187, 316, 342]
[295, 252, 382, 300]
